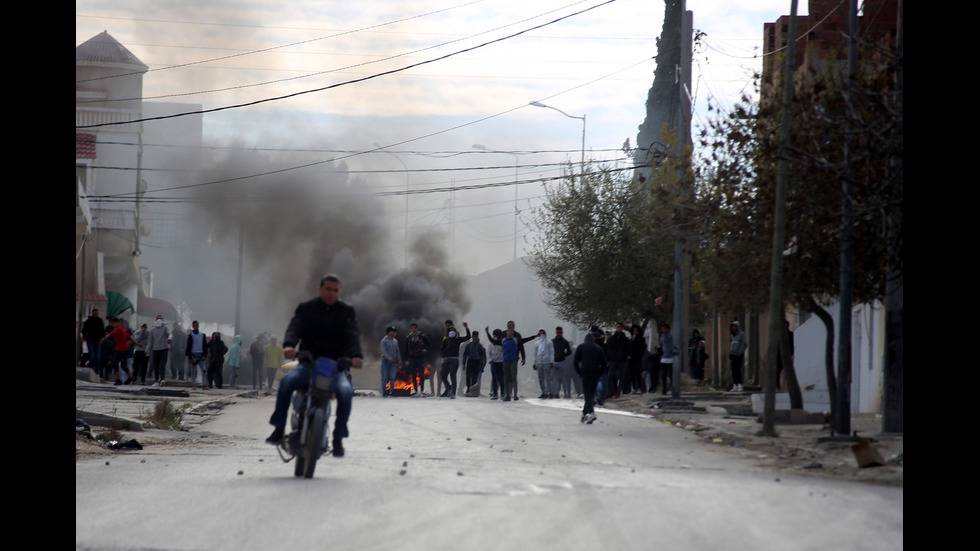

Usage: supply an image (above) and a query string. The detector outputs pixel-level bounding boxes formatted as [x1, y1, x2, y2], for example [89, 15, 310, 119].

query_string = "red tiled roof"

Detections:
[76, 133, 96, 159]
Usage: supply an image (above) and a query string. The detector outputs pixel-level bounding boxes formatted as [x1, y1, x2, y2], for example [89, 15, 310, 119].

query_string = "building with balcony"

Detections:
[76, 31, 149, 330]
[76, 31, 204, 362]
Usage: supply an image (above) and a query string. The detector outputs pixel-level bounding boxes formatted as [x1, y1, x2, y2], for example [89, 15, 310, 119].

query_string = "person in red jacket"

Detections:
[100, 317, 135, 385]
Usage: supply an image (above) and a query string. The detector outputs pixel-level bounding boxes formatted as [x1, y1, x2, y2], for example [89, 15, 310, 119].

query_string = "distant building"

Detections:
[76, 31, 150, 328]
[76, 31, 200, 347]
[761, 0, 899, 94]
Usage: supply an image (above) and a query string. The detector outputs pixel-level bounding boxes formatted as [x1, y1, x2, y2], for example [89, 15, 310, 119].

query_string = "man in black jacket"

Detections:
[440, 320, 471, 398]
[574, 333, 608, 424]
[81, 309, 105, 373]
[605, 322, 630, 398]
[266, 274, 364, 457]
[553, 326, 578, 398]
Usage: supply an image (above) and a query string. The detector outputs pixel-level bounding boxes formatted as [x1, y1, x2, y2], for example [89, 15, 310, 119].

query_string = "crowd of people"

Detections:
[370, 317, 737, 424]
[80, 308, 244, 390]
[80, 299, 751, 429]
[80, 275, 764, 462]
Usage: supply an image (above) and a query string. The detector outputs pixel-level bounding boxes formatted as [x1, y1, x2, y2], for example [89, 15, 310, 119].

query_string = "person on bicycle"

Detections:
[265, 274, 364, 457]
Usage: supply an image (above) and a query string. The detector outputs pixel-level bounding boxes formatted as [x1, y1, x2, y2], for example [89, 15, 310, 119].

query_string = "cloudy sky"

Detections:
[77, 0, 800, 276]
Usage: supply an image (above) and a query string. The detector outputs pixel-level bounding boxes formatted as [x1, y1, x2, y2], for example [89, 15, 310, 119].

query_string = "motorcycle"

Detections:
[276, 352, 349, 478]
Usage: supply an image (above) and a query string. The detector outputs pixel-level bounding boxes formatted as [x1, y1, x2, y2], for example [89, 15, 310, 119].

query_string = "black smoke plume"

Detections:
[163, 143, 470, 359]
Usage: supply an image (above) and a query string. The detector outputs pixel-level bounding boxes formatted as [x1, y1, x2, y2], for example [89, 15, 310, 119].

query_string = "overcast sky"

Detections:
[77, 0, 800, 275]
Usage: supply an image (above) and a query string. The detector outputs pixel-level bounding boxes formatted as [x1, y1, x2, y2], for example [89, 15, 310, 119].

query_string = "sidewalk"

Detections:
[75, 368, 260, 434]
[600, 387, 903, 487]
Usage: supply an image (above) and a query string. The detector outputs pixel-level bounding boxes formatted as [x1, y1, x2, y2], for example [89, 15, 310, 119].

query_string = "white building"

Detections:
[76, 32, 202, 355]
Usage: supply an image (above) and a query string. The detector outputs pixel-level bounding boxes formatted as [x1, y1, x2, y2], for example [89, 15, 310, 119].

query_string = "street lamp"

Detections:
[374, 143, 409, 269]
[529, 101, 586, 174]
[472, 144, 519, 262]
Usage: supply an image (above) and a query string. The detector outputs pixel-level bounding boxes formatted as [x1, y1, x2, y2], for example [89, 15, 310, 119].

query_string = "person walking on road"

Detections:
[147, 315, 172, 387]
[169, 323, 186, 381]
[132, 323, 150, 385]
[440, 320, 471, 398]
[249, 334, 266, 389]
[574, 333, 608, 424]
[461, 331, 487, 397]
[227, 334, 243, 388]
[100, 317, 135, 386]
[185, 321, 209, 389]
[380, 326, 402, 397]
[264, 336, 285, 390]
[533, 329, 556, 398]
[81, 309, 105, 373]
[486, 329, 504, 399]
[404, 323, 430, 396]
[553, 326, 576, 398]
[207, 332, 228, 389]
[486, 323, 533, 401]
[657, 323, 677, 396]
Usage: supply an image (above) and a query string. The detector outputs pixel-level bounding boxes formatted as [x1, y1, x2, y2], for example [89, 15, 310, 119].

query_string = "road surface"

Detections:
[76, 394, 903, 551]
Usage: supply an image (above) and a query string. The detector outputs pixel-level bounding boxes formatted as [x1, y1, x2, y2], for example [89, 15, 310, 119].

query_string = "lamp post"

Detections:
[472, 144, 519, 262]
[529, 101, 586, 175]
[374, 143, 410, 269]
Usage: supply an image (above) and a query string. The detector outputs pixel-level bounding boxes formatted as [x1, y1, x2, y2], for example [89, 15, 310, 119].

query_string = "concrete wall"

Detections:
[768, 300, 885, 414]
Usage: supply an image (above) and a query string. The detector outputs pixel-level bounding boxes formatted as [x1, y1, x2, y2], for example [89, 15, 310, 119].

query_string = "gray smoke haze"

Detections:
[160, 141, 471, 359]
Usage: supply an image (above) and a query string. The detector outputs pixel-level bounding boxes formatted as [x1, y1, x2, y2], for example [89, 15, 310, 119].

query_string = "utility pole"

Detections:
[234, 219, 244, 337]
[834, 0, 859, 437]
[761, 0, 799, 436]
[672, 2, 693, 400]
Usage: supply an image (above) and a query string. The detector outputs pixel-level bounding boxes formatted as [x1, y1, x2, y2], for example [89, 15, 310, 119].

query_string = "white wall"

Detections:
[782, 299, 885, 414]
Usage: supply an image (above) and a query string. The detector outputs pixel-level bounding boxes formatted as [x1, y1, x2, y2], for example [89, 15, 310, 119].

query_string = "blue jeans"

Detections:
[490, 362, 502, 396]
[88, 344, 101, 374]
[188, 353, 206, 385]
[380, 360, 398, 394]
[270, 362, 353, 440]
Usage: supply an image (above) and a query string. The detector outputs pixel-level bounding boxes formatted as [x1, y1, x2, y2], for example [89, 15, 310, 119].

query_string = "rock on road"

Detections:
[76, 393, 903, 551]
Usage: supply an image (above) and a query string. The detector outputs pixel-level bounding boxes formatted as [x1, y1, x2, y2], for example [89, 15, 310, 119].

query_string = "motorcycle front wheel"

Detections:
[301, 408, 326, 478]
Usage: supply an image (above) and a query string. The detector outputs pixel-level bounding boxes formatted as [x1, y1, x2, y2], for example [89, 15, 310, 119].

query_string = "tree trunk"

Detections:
[882, 0, 903, 434]
[804, 295, 838, 420]
[779, 324, 804, 409]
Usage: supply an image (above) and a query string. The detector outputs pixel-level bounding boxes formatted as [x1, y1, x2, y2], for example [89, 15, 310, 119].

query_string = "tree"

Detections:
[694, 18, 902, 428]
[527, 162, 674, 328]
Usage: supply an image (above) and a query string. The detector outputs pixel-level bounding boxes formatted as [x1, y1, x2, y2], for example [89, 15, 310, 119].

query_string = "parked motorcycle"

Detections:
[277, 353, 349, 478]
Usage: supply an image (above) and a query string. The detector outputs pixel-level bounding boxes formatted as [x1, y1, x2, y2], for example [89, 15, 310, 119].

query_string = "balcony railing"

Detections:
[75, 107, 142, 133]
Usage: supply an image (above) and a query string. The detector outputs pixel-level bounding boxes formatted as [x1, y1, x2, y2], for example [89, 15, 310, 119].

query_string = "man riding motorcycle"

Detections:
[265, 274, 363, 457]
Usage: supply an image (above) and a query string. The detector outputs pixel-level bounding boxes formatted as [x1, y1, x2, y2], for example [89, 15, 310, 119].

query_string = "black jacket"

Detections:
[552, 336, 572, 362]
[574, 334, 608, 375]
[283, 297, 363, 360]
[606, 331, 630, 362]
[208, 337, 228, 366]
[441, 326, 471, 358]
[82, 315, 105, 343]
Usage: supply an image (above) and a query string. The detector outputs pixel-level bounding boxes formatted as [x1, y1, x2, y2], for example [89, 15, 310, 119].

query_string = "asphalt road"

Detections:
[76, 393, 903, 551]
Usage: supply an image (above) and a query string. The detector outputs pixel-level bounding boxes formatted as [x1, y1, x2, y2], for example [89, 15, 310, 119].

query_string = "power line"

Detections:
[87, 49, 647, 200]
[89, 164, 634, 205]
[85, 1, 603, 104]
[76, 0, 488, 84]
[75, 0, 619, 129]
